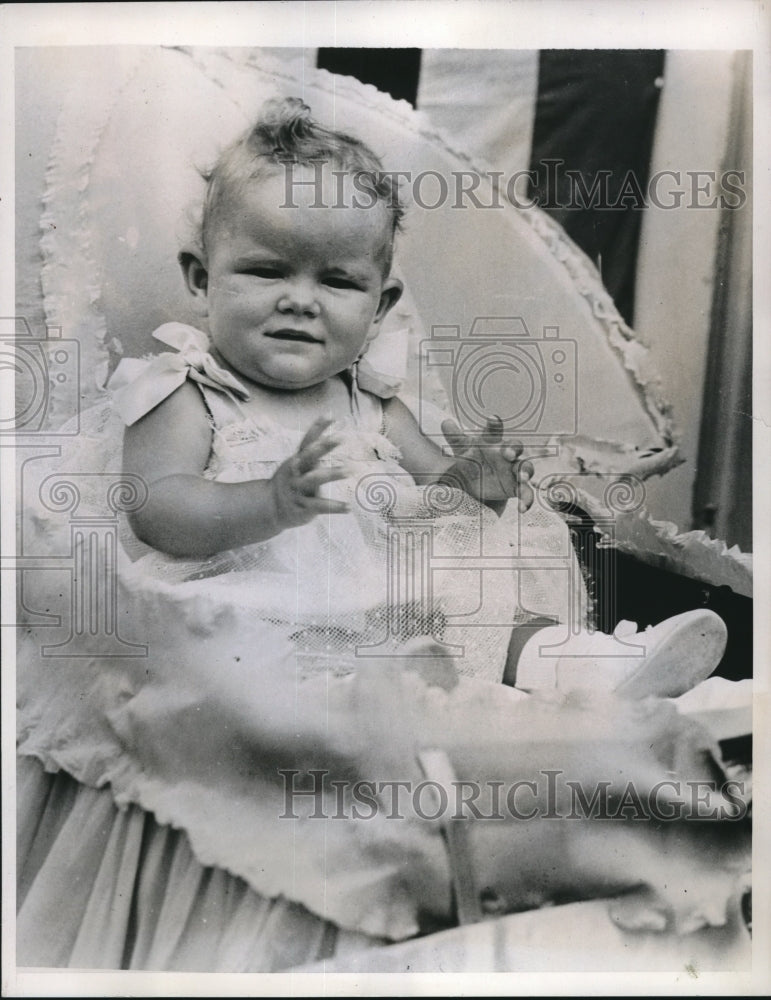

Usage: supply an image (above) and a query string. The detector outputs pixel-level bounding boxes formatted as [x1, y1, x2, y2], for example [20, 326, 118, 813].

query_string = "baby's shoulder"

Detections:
[156, 378, 211, 421]
[122, 379, 212, 462]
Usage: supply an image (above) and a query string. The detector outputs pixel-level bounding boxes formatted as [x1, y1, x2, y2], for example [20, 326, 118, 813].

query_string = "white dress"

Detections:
[107, 323, 579, 684]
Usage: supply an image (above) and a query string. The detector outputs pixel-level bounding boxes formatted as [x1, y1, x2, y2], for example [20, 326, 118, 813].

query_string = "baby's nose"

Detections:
[277, 279, 320, 316]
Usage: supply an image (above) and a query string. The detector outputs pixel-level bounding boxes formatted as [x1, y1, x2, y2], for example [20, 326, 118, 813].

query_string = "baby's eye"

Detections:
[246, 266, 282, 279]
[323, 275, 361, 290]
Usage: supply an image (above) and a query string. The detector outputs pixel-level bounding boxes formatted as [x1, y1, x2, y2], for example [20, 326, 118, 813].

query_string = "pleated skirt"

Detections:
[16, 756, 381, 971]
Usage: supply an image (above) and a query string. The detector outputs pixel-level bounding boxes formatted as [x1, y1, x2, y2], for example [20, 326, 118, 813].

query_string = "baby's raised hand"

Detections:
[441, 415, 534, 511]
[270, 417, 351, 529]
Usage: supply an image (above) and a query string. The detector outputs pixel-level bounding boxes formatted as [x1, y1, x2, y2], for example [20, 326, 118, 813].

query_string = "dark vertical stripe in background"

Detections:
[318, 48, 662, 326]
[693, 51, 752, 551]
[317, 48, 422, 106]
[528, 50, 665, 326]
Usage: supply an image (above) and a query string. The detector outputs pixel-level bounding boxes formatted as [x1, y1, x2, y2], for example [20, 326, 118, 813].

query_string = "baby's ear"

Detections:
[178, 250, 209, 315]
[374, 276, 404, 323]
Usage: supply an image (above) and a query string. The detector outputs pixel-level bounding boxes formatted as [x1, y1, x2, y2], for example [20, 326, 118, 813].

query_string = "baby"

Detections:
[113, 97, 726, 691]
[111, 96, 546, 684]
[124, 102, 532, 546]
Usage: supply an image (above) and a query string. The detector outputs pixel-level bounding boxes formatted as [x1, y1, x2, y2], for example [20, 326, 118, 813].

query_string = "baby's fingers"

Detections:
[295, 434, 341, 473]
[517, 460, 535, 513]
[441, 418, 470, 456]
[481, 414, 504, 445]
[517, 482, 534, 513]
[501, 441, 525, 462]
[298, 465, 351, 494]
[298, 416, 336, 451]
[301, 495, 350, 516]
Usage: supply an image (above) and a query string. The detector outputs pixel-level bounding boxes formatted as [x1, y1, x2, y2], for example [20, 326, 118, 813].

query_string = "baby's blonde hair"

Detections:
[198, 97, 405, 273]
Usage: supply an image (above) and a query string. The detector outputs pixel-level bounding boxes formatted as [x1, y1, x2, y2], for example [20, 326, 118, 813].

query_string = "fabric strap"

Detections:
[108, 323, 251, 425]
[417, 748, 484, 925]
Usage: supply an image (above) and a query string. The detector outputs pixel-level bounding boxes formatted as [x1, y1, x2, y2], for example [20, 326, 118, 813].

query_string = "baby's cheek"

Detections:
[233, 289, 272, 317]
[349, 307, 380, 347]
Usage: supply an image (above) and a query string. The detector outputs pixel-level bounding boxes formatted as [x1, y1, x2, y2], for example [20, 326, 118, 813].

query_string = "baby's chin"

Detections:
[213, 344, 344, 392]
[244, 365, 348, 393]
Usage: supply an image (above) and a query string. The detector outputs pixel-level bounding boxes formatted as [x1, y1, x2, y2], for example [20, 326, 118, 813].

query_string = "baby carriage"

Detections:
[12, 46, 753, 975]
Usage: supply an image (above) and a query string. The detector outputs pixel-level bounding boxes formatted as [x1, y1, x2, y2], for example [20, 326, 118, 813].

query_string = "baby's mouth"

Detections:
[265, 328, 323, 344]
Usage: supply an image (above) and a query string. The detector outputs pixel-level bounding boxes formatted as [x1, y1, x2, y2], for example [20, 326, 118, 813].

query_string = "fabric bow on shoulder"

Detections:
[108, 323, 251, 426]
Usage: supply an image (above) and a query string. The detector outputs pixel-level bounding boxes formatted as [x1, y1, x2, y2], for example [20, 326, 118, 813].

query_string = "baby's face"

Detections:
[192, 168, 402, 391]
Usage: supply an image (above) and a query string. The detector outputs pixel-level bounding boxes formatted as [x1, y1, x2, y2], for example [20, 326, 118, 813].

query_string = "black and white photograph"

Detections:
[2, 1, 769, 995]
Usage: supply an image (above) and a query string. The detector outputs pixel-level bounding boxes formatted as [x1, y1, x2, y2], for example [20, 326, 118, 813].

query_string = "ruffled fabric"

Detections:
[109, 323, 251, 425]
[17, 757, 380, 971]
[17, 751, 752, 974]
[18, 666, 752, 965]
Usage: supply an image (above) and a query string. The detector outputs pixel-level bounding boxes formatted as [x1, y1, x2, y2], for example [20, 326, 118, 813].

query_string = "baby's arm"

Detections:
[123, 383, 349, 557]
[383, 397, 534, 513]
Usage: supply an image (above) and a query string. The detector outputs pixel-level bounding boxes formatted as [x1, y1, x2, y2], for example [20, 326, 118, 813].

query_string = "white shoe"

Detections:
[515, 610, 728, 699]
